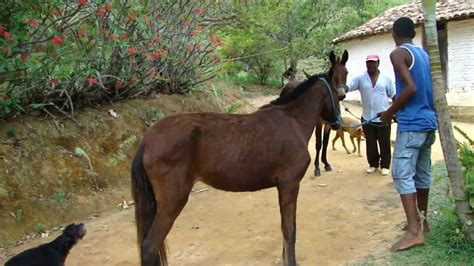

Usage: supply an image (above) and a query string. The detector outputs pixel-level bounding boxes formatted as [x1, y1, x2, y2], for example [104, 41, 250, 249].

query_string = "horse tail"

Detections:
[131, 144, 167, 265]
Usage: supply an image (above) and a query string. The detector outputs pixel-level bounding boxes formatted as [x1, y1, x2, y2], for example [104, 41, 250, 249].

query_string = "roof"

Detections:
[333, 0, 474, 44]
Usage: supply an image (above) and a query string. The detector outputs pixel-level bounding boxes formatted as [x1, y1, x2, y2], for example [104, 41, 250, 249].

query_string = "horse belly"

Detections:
[197, 163, 277, 192]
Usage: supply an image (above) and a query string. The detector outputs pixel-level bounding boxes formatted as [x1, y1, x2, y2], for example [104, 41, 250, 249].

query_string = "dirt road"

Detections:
[2, 96, 473, 265]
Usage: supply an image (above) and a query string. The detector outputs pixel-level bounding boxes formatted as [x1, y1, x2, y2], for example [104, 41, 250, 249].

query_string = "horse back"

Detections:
[141, 111, 309, 191]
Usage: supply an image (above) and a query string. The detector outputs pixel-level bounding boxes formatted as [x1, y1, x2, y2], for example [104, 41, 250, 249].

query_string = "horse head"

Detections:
[328, 50, 348, 101]
[321, 50, 349, 129]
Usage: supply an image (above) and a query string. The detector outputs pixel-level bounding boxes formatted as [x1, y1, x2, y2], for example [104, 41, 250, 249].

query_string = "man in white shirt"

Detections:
[347, 54, 396, 175]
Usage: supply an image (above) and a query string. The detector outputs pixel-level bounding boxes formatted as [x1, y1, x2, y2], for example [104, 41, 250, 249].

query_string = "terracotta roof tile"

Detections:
[333, 0, 474, 44]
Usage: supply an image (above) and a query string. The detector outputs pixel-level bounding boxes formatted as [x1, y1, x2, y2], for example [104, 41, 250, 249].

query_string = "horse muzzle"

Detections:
[336, 85, 347, 100]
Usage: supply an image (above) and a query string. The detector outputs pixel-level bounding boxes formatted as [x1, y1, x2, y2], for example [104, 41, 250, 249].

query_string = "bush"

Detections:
[0, 1, 224, 119]
[454, 126, 474, 209]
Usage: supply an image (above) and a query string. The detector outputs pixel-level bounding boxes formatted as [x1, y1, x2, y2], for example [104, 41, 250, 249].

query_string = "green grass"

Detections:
[218, 71, 282, 87]
[389, 163, 474, 265]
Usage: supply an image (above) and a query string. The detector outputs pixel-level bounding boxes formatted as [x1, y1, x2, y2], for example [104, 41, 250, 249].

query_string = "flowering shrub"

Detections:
[0, 1, 224, 119]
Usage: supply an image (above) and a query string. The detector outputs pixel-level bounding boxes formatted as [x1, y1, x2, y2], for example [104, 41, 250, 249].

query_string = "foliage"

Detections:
[220, 0, 407, 83]
[143, 107, 165, 127]
[390, 163, 474, 264]
[107, 134, 138, 167]
[0, 0, 228, 119]
[454, 126, 474, 209]
[54, 188, 66, 205]
[74, 146, 93, 172]
[34, 223, 48, 234]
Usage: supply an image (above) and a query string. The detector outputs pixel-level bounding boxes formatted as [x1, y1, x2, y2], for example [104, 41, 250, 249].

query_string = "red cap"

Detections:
[366, 54, 380, 62]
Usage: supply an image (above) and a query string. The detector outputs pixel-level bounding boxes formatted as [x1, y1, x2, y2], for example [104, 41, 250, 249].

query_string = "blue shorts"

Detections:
[392, 131, 436, 194]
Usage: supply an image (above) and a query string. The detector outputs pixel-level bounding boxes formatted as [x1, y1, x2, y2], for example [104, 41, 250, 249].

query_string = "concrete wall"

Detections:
[446, 19, 474, 93]
[341, 28, 423, 101]
[340, 20, 474, 106]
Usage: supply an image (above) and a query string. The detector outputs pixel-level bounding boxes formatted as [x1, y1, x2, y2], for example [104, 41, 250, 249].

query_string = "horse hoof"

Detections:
[314, 169, 321, 176]
[325, 165, 332, 171]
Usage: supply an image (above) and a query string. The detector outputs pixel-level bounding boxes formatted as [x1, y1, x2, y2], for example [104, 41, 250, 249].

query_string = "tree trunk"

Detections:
[422, 0, 474, 240]
[289, 59, 298, 80]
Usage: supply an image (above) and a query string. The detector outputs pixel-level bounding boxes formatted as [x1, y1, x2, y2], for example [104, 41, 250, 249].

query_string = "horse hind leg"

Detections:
[141, 167, 194, 266]
[314, 126, 322, 177]
[321, 124, 332, 172]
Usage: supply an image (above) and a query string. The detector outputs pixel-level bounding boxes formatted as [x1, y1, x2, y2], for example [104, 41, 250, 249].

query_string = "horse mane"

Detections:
[270, 73, 328, 106]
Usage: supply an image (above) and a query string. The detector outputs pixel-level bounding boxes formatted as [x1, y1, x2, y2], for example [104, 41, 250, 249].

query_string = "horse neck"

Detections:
[281, 84, 326, 139]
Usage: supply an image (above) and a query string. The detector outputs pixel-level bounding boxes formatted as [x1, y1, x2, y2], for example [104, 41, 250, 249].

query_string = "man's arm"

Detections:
[379, 47, 416, 123]
[346, 75, 360, 93]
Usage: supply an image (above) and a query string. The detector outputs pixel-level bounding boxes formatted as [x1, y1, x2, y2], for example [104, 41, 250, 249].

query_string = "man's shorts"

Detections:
[392, 131, 436, 194]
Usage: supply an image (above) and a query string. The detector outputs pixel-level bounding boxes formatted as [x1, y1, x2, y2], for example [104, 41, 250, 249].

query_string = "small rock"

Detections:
[108, 109, 118, 118]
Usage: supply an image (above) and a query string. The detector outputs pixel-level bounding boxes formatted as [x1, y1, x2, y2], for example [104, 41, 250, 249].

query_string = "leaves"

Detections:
[0, 1, 224, 119]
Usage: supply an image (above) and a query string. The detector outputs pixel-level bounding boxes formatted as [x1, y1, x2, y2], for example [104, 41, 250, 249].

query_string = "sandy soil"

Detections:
[2, 97, 473, 265]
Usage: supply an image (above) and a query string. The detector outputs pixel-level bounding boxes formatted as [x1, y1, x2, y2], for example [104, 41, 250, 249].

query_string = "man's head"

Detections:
[365, 54, 379, 74]
[393, 17, 416, 40]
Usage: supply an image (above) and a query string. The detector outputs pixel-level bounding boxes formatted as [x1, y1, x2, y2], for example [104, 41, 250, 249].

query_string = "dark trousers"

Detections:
[362, 120, 392, 169]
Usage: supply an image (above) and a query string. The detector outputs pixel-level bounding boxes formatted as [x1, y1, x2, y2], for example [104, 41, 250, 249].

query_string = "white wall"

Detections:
[341, 27, 423, 101]
[447, 19, 474, 93]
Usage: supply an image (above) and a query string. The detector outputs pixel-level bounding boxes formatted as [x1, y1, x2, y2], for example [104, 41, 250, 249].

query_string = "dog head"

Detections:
[63, 223, 87, 242]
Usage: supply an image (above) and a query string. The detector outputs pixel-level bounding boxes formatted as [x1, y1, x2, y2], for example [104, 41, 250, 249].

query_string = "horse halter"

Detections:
[319, 77, 342, 127]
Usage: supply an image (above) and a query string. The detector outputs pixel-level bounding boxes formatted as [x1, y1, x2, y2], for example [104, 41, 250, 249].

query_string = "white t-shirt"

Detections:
[347, 71, 396, 123]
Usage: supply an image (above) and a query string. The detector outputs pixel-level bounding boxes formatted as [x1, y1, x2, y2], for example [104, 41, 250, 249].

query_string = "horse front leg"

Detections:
[321, 123, 332, 172]
[314, 124, 322, 176]
[278, 181, 300, 266]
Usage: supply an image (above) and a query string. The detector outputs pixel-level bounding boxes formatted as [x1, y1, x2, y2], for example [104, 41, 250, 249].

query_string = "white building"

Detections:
[333, 0, 474, 106]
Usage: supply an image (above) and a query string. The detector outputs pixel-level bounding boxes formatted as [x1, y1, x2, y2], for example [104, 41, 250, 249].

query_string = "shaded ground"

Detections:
[2, 96, 473, 265]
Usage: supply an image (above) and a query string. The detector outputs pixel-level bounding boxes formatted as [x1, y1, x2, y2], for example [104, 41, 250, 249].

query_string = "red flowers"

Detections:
[209, 35, 220, 44]
[86, 77, 98, 85]
[1, 25, 12, 41]
[51, 36, 64, 45]
[3, 31, 12, 41]
[21, 52, 29, 63]
[185, 44, 193, 51]
[25, 19, 38, 27]
[155, 36, 161, 44]
[96, 7, 105, 18]
[121, 33, 129, 42]
[127, 10, 137, 22]
[98, 26, 106, 36]
[181, 19, 190, 27]
[48, 79, 60, 85]
[77, 28, 87, 37]
[149, 67, 155, 78]
[128, 47, 136, 57]
[2, 94, 9, 100]
[195, 8, 205, 15]
[108, 33, 115, 42]
[78, 0, 87, 7]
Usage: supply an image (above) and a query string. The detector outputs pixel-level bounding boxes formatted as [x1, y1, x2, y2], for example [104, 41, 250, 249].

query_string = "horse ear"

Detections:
[302, 69, 311, 79]
[341, 50, 349, 65]
[329, 51, 336, 65]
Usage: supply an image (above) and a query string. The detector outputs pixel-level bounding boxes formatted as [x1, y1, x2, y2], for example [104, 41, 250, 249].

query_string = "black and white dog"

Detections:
[5, 223, 86, 266]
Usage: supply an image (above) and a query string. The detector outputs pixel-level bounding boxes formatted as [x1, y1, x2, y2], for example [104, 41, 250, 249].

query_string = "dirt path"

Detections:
[2, 96, 473, 265]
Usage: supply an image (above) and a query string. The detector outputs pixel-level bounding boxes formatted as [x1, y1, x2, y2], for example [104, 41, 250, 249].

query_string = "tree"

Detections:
[421, 0, 474, 240]
[222, 0, 406, 81]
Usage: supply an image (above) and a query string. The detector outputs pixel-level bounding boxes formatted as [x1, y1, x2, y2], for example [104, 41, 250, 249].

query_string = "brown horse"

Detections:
[131, 50, 348, 266]
[281, 51, 349, 176]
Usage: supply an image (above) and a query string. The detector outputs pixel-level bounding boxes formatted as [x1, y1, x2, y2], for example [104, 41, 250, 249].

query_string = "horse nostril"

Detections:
[339, 95, 346, 101]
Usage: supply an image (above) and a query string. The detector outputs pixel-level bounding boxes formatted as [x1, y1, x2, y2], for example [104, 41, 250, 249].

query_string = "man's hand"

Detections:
[378, 111, 393, 124]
